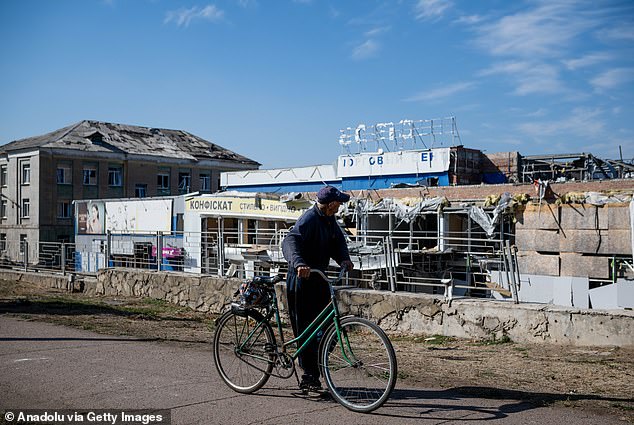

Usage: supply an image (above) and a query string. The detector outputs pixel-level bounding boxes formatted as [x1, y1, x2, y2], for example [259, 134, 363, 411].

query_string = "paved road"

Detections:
[0, 316, 624, 425]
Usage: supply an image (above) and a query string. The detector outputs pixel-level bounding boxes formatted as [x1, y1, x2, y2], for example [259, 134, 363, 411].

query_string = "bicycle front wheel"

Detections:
[213, 309, 275, 393]
[320, 317, 397, 413]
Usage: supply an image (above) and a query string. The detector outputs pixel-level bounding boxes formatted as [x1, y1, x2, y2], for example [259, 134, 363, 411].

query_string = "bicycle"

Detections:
[212, 268, 397, 413]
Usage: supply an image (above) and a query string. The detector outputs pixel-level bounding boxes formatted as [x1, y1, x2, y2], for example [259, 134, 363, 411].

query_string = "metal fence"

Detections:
[1, 228, 520, 302]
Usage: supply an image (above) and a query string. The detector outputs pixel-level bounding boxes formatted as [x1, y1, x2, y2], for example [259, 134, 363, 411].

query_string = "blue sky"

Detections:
[1, 0, 633, 168]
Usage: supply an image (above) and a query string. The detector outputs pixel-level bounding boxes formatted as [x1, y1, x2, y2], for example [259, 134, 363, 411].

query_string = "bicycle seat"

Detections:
[251, 275, 283, 287]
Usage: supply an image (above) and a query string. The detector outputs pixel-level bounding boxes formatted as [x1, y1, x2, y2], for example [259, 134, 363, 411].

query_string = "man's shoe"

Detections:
[299, 377, 323, 393]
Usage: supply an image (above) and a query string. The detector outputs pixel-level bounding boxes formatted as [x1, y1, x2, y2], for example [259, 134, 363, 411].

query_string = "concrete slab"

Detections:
[559, 229, 602, 254]
[560, 204, 607, 230]
[516, 251, 559, 276]
[516, 229, 560, 252]
[560, 253, 610, 279]
[517, 205, 561, 230]
[603, 229, 633, 255]
[607, 204, 631, 230]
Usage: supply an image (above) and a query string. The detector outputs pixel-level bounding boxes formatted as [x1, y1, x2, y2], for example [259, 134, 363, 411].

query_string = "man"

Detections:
[282, 185, 354, 392]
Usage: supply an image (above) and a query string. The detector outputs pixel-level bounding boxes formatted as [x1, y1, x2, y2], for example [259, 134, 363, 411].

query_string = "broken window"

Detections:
[83, 167, 97, 185]
[108, 167, 123, 187]
[135, 184, 147, 198]
[157, 173, 170, 190]
[178, 172, 191, 193]
[200, 174, 210, 192]
[57, 164, 72, 184]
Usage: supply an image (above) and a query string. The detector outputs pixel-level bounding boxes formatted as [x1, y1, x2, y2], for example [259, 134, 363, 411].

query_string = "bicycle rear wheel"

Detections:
[213, 309, 275, 393]
[320, 317, 397, 413]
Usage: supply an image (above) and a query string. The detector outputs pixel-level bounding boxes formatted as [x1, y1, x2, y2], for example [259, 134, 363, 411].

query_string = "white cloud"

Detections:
[518, 107, 605, 138]
[414, 0, 453, 21]
[562, 52, 613, 70]
[164, 5, 224, 27]
[525, 108, 548, 117]
[454, 15, 484, 25]
[405, 81, 474, 102]
[236, 0, 256, 8]
[351, 39, 380, 60]
[479, 61, 564, 95]
[598, 24, 634, 41]
[590, 68, 634, 91]
[364, 26, 390, 37]
[474, 2, 595, 59]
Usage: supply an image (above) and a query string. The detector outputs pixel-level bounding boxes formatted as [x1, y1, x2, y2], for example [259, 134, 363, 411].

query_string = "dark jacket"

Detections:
[282, 204, 351, 271]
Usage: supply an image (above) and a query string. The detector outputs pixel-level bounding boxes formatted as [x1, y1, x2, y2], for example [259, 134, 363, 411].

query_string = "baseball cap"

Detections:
[317, 186, 350, 203]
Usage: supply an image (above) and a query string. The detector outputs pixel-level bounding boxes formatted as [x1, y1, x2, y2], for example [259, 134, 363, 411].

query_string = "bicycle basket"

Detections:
[237, 278, 271, 308]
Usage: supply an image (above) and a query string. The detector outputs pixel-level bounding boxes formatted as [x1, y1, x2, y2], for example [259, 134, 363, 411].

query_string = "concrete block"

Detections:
[559, 229, 603, 254]
[516, 229, 560, 252]
[516, 251, 559, 276]
[603, 229, 633, 255]
[607, 204, 631, 230]
[516, 204, 560, 230]
[559, 204, 607, 230]
[560, 253, 610, 279]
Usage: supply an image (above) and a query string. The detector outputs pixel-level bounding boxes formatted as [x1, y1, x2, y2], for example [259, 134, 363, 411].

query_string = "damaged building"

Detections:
[0, 120, 259, 264]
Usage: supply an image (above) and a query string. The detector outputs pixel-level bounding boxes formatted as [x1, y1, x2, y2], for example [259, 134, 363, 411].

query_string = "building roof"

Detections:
[0, 120, 260, 166]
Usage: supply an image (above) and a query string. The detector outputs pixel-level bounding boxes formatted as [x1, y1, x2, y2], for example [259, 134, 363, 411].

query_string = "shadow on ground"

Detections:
[0, 298, 200, 322]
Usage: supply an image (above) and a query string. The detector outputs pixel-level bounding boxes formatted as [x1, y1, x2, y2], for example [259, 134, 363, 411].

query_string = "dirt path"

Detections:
[1, 279, 633, 421]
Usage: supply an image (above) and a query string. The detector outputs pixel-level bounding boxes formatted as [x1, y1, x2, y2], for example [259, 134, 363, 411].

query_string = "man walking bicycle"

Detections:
[282, 185, 354, 392]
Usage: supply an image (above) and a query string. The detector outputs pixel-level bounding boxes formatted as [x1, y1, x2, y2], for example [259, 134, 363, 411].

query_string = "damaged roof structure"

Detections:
[1, 120, 260, 166]
[0, 120, 260, 265]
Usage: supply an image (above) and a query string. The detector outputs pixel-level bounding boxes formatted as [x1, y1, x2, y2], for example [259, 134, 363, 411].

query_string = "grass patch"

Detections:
[473, 334, 513, 346]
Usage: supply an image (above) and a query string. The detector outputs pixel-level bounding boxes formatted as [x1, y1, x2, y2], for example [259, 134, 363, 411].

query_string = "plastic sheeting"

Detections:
[467, 192, 513, 237]
[368, 197, 447, 224]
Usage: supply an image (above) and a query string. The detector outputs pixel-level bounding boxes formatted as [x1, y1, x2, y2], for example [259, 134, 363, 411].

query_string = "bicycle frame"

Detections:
[236, 268, 357, 367]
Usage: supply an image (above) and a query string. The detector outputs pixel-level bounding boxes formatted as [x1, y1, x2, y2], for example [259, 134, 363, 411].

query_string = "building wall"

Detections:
[0, 151, 40, 262]
[0, 146, 257, 265]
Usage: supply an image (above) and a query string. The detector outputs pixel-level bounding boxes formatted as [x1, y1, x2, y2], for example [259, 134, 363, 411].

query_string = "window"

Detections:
[83, 167, 97, 185]
[135, 184, 147, 198]
[21, 198, 30, 218]
[56, 164, 72, 184]
[200, 174, 210, 192]
[22, 162, 30, 184]
[157, 173, 170, 190]
[0, 233, 5, 251]
[19, 234, 27, 254]
[108, 167, 122, 187]
[0, 200, 6, 218]
[178, 172, 191, 193]
[0, 165, 6, 186]
[57, 201, 71, 218]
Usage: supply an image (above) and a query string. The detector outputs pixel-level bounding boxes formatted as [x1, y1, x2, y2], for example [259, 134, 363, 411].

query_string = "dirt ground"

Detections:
[1, 279, 633, 422]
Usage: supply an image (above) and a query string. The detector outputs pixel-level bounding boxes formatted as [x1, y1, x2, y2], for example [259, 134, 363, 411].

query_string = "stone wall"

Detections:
[93, 269, 634, 347]
[96, 268, 242, 313]
[3, 269, 632, 347]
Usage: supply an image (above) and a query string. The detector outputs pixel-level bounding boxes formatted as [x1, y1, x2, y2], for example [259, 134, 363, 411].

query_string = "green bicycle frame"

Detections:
[236, 269, 357, 367]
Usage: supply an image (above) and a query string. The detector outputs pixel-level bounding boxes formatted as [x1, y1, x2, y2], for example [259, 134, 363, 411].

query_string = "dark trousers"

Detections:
[286, 268, 330, 380]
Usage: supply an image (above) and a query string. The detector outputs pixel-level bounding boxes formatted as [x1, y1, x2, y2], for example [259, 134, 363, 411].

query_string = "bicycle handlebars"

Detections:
[309, 267, 347, 284]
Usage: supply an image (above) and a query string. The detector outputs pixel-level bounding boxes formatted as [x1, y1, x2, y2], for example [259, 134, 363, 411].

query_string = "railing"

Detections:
[0, 227, 520, 302]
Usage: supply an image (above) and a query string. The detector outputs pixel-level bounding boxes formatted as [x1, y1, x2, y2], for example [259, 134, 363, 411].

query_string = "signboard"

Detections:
[336, 148, 450, 178]
[77, 201, 105, 234]
[105, 199, 172, 233]
[186, 196, 306, 220]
